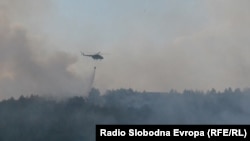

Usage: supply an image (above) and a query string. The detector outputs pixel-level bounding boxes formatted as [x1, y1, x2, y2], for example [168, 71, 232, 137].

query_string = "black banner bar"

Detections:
[96, 125, 250, 141]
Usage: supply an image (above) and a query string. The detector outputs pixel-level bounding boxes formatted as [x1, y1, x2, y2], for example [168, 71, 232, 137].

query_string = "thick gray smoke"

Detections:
[0, 1, 91, 99]
[1, 0, 250, 98]
[90, 0, 250, 92]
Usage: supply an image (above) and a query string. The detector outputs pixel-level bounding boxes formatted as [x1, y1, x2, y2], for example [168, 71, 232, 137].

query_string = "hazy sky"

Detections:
[0, 0, 250, 98]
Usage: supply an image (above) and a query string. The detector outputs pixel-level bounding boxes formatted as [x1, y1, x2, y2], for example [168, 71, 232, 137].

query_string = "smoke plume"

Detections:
[0, 0, 90, 99]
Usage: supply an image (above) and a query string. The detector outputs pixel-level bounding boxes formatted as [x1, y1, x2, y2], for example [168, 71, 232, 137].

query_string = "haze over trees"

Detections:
[0, 87, 250, 140]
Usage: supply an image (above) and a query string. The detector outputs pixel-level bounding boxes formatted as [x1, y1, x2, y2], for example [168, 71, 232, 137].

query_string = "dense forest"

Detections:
[0, 88, 250, 141]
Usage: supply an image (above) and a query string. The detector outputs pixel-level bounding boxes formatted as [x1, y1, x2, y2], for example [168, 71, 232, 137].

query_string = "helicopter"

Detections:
[80, 51, 103, 60]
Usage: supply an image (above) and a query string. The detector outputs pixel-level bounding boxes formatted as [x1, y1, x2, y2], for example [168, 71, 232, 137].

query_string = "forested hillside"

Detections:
[0, 88, 250, 140]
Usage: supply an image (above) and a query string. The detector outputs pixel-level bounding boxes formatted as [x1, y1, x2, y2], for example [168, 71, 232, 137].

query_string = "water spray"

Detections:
[87, 66, 96, 94]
